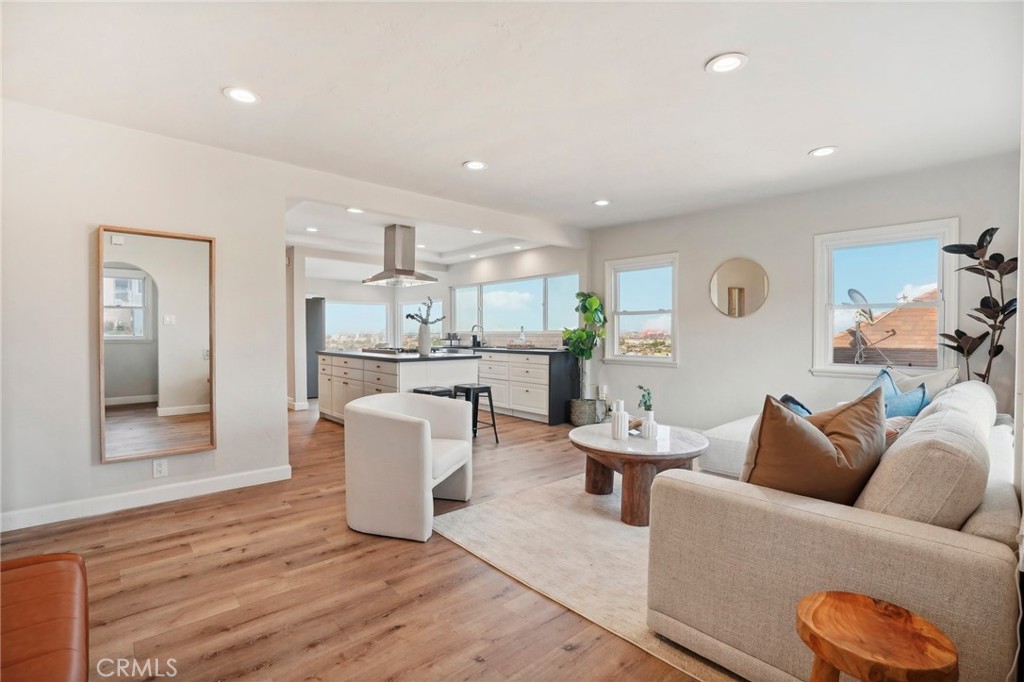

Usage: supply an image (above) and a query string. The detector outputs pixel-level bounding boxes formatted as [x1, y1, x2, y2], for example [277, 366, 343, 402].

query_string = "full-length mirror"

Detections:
[709, 258, 769, 318]
[99, 226, 215, 462]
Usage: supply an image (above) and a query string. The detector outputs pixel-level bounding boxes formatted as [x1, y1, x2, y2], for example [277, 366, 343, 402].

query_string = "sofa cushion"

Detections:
[741, 389, 885, 505]
[701, 415, 759, 478]
[887, 366, 959, 398]
[961, 481, 1021, 550]
[855, 402, 991, 529]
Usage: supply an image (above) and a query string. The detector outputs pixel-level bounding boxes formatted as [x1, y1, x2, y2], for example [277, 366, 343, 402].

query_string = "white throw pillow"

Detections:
[887, 367, 959, 397]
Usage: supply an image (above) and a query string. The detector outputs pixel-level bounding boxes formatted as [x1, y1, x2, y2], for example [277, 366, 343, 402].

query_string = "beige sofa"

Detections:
[647, 381, 1020, 682]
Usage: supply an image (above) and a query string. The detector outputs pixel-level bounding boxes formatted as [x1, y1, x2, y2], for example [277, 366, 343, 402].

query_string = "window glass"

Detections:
[325, 302, 387, 351]
[103, 274, 146, 339]
[546, 273, 581, 330]
[482, 278, 543, 332]
[402, 301, 443, 346]
[617, 266, 672, 311]
[608, 259, 675, 359]
[454, 286, 478, 330]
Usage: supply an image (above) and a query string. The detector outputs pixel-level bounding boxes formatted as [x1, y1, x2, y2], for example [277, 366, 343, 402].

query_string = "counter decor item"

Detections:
[940, 226, 1017, 384]
[563, 291, 607, 426]
[638, 385, 657, 439]
[405, 296, 446, 356]
[610, 400, 629, 440]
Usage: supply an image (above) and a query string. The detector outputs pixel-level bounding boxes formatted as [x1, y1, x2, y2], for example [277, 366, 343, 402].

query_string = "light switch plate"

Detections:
[163, 314, 176, 326]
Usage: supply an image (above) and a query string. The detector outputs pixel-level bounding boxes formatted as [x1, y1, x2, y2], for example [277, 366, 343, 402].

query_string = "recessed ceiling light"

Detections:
[593, 199, 612, 207]
[471, 229, 483, 234]
[222, 87, 260, 104]
[808, 146, 838, 157]
[305, 227, 319, 233]
[417, 244, 426, 249]
[346, 207, 364, 214]
[469, 254, 477, 259]
[462, 160, 488, 171]
[514, 245, 522, 250]
[704, 53, 748, 74]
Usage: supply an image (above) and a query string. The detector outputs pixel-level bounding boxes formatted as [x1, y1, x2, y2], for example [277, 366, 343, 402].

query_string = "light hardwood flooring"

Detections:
[104, 403, 212, 458]
[2, 404, 694, 682]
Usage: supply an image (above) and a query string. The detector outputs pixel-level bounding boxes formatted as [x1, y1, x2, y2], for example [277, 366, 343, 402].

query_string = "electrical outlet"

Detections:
[153, 459, 168, 478]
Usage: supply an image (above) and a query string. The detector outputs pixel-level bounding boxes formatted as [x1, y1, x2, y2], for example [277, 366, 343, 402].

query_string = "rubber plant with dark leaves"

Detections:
[562, 292, 606, 399]
[940, 227, 1017, 384]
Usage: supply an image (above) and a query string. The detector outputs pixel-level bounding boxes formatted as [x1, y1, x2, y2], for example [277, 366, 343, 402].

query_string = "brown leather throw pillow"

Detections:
[740, 388, 886, 505]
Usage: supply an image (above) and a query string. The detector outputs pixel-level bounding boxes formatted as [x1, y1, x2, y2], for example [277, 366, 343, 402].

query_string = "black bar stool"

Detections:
[453, 383, 499, 443]
[412, 386, 454, 398]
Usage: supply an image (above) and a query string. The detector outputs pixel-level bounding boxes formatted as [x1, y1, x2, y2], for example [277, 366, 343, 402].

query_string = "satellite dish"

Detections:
[848, 288, 874, 323]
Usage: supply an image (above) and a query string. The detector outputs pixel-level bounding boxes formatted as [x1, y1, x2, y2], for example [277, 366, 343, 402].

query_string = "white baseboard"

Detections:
[0, 465, 292, 532]
[156, 404, 210, 417]
[105, 394, 158, 406]
[288, 399, 309, 411]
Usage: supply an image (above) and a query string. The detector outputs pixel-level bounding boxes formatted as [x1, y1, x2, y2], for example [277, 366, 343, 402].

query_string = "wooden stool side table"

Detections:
[796, 591, 958, 682]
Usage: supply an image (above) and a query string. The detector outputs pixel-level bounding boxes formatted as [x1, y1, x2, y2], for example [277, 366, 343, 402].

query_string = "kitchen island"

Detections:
[316, 350, 480, 423]
[474, 348, 578, 425]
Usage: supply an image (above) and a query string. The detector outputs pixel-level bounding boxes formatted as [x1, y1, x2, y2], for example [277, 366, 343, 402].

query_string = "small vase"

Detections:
[417, 323, 431, 356]
[641, 410, 657, 439]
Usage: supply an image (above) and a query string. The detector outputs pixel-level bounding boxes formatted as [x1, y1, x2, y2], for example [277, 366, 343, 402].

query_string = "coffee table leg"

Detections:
[621, 462, 657, 526]
[809, 655, 839, 682]
[585, 456, 613, 495]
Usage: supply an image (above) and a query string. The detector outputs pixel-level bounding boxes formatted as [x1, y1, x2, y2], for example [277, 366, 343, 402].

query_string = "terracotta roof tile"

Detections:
[832, 286, 939, 367]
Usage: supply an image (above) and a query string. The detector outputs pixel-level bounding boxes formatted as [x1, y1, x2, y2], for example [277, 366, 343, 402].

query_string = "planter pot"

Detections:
[569, 398, 602, 426]
[417, 323, 431, 356]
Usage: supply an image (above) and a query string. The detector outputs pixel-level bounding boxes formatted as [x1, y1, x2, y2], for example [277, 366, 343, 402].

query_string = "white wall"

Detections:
[591, 153, 1021, 429]
[3, 100, 569, 529]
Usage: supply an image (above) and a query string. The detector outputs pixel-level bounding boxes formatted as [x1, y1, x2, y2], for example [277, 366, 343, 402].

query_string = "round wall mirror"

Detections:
[709, 258, 769, 317]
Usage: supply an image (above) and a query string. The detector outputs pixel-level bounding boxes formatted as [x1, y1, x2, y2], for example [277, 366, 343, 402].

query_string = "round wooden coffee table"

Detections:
[568, 423, 708, 526]
[797, 591, 958, 682]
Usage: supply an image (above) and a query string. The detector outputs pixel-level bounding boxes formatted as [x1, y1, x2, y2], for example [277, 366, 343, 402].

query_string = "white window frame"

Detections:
[102, 268, 153, 343]
[603, 253, 678, 367]
[811, 217, 959, 378]
[450, 272, 581, 332]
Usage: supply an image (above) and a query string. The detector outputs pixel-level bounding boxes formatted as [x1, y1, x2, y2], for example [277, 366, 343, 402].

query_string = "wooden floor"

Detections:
[2, 405, 695, 682]
[104, 403, 212, 458]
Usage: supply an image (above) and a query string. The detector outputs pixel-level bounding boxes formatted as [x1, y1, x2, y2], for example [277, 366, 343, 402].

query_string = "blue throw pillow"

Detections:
[779, 394, 813, 417]
[864, 369, 929, 418]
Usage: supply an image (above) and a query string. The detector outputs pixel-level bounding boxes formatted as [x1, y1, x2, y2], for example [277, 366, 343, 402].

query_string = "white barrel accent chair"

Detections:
[344, 393, 473, 542]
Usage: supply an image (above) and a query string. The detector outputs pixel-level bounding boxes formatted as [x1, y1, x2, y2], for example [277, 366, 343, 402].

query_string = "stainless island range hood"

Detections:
[362, 224, 437, 287]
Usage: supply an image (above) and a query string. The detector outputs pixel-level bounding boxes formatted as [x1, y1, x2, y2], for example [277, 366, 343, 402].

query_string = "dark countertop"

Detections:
[317, 350, 479, 363]
[473, 347, 572, 355]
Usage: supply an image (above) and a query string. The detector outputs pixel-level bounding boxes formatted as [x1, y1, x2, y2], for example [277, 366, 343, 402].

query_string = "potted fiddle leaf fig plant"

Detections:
[940, 227, 1017, 384]
[563, 291, 606, 426]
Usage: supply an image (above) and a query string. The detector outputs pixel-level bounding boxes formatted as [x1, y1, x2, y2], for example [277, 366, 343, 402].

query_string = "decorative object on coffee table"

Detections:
[563, 291, 607, 425]
[796, 591, 958, 682]
[569, 423, 708, 526]
[637, 385, 657, 438]
[941, 226, 1017, 384]
[404, 296, 445, 356]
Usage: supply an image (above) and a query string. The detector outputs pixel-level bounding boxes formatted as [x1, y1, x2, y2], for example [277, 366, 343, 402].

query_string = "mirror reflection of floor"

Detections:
[104, 403, 212, 458]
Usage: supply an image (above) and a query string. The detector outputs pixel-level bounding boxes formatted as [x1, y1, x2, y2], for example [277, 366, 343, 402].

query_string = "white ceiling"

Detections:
[4, 3, 1021, 229]
[285, 200, 544, 264]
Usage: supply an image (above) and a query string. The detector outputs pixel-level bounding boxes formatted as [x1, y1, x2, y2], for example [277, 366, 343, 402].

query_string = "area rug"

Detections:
[433, 474, 741, 682]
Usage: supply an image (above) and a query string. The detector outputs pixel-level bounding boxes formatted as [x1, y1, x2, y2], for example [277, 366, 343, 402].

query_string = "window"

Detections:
[605, 254, 677, 362]
[103, 269, 150, 340]
[454, 286, 479, 330]
[401, 301, 443, 346]
[813, 218, 959, 376]
[452, 273, 581, 332]
[325, 302, 388, 351]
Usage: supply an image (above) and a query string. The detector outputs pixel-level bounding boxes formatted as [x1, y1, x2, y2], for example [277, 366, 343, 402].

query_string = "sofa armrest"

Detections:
[648, 470, 1018, 682]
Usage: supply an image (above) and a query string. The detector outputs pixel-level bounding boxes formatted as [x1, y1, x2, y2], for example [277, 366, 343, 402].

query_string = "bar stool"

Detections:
[453, 383, 499, 443]
[412, 386, 455, 398]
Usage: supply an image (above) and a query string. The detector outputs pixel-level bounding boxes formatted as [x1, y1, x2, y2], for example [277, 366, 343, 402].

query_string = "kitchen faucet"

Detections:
[470, 324, 486, 347]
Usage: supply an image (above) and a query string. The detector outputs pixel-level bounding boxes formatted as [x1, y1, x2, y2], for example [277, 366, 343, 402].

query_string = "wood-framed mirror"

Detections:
[709, 258, 769, 318]
[98, 225, 216, 462]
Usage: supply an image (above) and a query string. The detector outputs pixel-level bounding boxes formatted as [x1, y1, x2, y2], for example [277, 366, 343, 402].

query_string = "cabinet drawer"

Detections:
[475, 352, 509, 363]
[364, 360, 398, 375]
[319, 363, 332, 375]
[363, 385, 397, 397]
[365, 372, 398, 389]
[331, 356, 365, 369]
[331, 367, 364, 381]
[478, 362, 509, 379]
[509, 353, 550, 367]
[508, 364, 547, 385]
[318, 354, 331, 366]
[509, 383, 547, 413]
